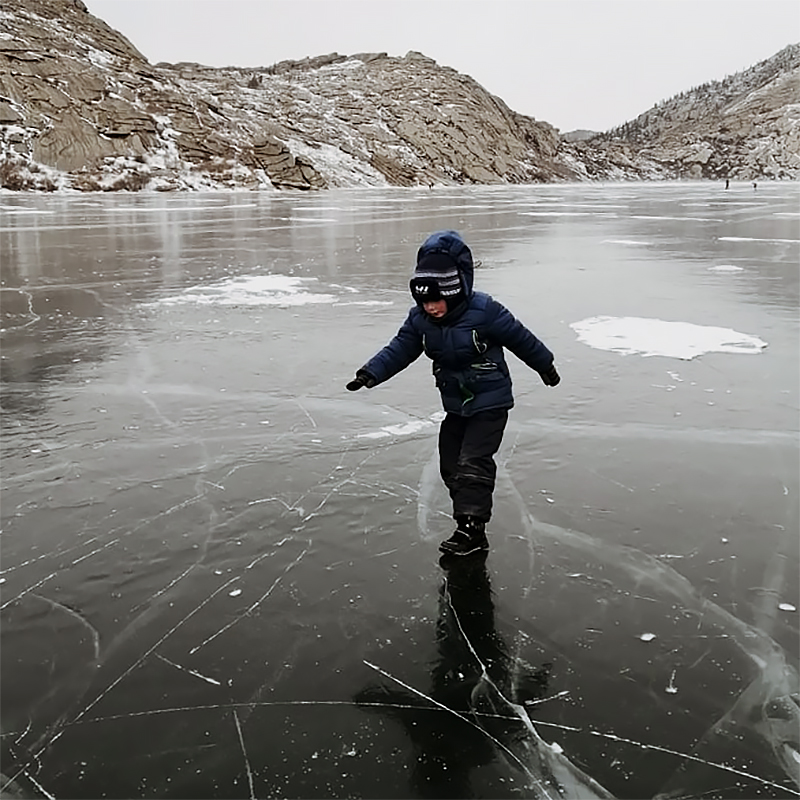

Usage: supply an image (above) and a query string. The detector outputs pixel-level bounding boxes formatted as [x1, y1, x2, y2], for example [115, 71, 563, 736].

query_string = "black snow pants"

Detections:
[438, 408, 509, 524]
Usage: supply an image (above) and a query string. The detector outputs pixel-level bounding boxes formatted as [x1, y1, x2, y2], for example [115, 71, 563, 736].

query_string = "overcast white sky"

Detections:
[89, 0, 799, 133]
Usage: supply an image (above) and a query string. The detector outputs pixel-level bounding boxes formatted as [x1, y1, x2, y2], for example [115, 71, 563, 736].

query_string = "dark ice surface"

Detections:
[1, 183, 798, 799]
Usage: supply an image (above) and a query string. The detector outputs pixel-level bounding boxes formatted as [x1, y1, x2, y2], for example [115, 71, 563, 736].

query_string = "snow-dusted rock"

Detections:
[569, 43, 800, 181]
[1, 0, 798, 191]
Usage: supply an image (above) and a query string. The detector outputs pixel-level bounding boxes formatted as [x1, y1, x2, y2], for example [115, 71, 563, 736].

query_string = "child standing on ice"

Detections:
[346, 230, 560, 556]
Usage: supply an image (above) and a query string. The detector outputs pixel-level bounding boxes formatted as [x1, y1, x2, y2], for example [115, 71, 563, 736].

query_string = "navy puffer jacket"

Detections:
[360, 231, 555, 417]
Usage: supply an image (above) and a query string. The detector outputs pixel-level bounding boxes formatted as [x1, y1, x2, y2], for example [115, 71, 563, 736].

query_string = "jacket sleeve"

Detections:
[360, 311, 424, 385]
[486, 299, 554, 372]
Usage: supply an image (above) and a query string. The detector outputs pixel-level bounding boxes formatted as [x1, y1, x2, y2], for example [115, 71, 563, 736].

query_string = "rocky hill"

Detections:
[566, 43, 800, 181]
[1, 0, 798, 191]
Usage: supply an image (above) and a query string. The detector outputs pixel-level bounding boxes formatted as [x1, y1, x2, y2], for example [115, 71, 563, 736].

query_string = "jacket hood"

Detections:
[416, 230, 474, 298]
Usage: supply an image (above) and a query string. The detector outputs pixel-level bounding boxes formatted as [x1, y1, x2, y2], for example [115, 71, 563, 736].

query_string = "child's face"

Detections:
[423, 299, 448, 318]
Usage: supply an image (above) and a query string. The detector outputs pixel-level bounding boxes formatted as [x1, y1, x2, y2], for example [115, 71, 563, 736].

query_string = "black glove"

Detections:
[540, 364, 561, 387]
[346, 370, 376, 391]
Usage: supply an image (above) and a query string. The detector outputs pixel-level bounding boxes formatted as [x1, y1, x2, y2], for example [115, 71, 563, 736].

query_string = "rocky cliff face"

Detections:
[1, 0, 798, 191]
[0, 0, 570, 191]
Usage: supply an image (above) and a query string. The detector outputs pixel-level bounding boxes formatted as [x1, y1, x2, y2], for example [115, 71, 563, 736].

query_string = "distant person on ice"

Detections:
[345, 230, 560, 556]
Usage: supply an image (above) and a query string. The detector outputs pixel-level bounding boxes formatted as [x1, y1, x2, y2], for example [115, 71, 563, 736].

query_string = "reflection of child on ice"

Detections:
[346, 231, 560, 556]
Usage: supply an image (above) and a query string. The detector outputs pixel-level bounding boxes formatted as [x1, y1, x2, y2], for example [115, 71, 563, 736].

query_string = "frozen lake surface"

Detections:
[1, 183, 798, 799]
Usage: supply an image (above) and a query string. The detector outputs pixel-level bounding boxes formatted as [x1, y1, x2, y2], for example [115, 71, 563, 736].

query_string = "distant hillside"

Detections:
[565, 43, 800, 180]
[561, 130, 600, 143]
[1, 0, 798, 190]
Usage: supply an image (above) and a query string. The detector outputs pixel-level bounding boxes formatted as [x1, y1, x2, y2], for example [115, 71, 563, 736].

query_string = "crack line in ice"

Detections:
[0, 521, 109, 575]
[581, 466, 635, 493]
[297, 450, 378, 524]
[524, 690, 571, 707]
[295, 400, 318, 429]
[68, 699, 797, 792]
[362, 659, 546, 791]
[499, 464, 800, 793]
[595, 728, 798, 794]
[444, 574, 552, 748]
[0, 572, 58, 610]
[130, 562, 200, 614]
[18, 771, 54, 800]
[11, 719, 33, 746]
[188, 543, 310, 655]
[232, 709, 256, 800]
[526, 719, 800, 795]
[76, 700, 537, 724]
[443, 567, 614, 796]
[0, 289, 41, 333]
[155, 654, 221, 686]
[71, 574, 242, 724]
[29, 594, 101, 661]
[4, 741, 51, 793]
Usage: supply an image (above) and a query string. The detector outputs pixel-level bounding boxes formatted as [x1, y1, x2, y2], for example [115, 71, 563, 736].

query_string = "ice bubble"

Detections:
[778, 603, 797, 612]
[639, 633, 657, 642]
[229, 588, 242, 597]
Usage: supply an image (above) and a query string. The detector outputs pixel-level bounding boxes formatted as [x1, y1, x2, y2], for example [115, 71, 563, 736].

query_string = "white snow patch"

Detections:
[0, 207, 54, 215]
[719, 236, 800, 244]
[150, 275, 337, 307]
[632, 215, 722, 222]
[335, 300, 394, 307]
[285, 138, 388, 188]
[638, 633, 657, 642]
[521, 211, 614, 218]
[778, 603, 797, 612]
[601, 239, 648, 246]
[358, 412, 445, 440]
[570, 316, 767, 360]
[81, 45, 115, 68]
[708, 264, 744, 272]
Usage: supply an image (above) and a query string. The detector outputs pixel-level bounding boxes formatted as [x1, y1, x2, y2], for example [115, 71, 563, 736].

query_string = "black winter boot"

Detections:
[439, 516, 489, 556]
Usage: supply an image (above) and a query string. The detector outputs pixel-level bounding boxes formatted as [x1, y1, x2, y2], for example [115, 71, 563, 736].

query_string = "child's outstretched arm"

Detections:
[487, 300, 560, 386]
[345, 313, 424, 391]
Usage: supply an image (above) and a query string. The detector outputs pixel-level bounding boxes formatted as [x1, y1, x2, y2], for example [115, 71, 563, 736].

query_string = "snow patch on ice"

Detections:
[358, 412, 445, 440]
[150, 275, 337, 307]
[0, 207, 54, 215]
[336, 300, 394, 307]
[708, 264, 745, 272]
[720, 236, 800, 244]
[570, 316, 767, 360]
